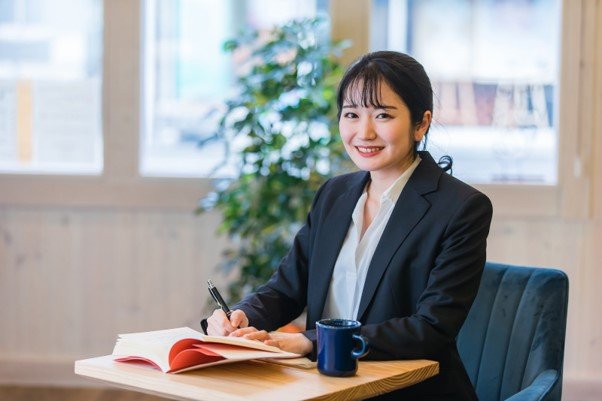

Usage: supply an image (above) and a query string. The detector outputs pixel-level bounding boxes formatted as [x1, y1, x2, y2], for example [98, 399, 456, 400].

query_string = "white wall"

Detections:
[0, 207, 230, 384]
[0, 209, 225, 358]
[0, 200, 601, 395]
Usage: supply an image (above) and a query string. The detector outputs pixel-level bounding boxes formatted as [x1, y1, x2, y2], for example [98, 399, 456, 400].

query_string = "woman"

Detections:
[204, 51, 492, 400]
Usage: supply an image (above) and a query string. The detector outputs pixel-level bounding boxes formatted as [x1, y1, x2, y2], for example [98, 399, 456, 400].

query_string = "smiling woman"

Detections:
[203, 51, 493, 401]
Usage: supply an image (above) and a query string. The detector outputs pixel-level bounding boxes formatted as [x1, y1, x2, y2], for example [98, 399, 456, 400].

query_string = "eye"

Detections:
[375, 112, 392, 119]
[343, 112, 358, 119]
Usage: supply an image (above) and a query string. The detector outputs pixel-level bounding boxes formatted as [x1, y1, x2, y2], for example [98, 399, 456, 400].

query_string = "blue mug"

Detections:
[316, 319, 369, 377]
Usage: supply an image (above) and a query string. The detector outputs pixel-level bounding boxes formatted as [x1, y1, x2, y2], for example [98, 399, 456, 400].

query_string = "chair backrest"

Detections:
[457, 262, 569, 401]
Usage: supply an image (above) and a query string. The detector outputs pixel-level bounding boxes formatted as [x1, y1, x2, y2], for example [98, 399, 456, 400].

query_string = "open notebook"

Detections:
[112, 327, 309, 373]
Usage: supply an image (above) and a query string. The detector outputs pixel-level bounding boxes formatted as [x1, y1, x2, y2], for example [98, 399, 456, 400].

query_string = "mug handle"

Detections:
[351, 334, 369, 359]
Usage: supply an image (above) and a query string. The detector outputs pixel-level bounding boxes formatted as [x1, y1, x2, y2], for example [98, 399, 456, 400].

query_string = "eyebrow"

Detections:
[342, 103, 398, 110]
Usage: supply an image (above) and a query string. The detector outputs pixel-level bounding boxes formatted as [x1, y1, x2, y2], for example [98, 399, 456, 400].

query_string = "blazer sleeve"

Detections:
[230, 179, 329, 332]
[360, 191, 493, 360]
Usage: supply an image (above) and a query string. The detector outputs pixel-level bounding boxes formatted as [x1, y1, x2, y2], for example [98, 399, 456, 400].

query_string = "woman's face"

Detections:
[339, 80, 430, 182]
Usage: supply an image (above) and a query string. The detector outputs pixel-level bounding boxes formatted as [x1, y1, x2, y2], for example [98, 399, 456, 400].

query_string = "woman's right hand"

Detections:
[206, 309, 249, 336]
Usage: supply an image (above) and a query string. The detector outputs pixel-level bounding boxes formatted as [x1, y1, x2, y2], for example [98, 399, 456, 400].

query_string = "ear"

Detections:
[413, 110, 432, 142]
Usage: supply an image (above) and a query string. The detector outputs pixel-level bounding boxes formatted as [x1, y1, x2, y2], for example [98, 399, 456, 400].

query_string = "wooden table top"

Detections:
[75, 355, 438, 401]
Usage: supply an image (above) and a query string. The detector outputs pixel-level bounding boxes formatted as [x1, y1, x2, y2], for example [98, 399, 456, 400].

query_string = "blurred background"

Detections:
[0, 0, 600, 400]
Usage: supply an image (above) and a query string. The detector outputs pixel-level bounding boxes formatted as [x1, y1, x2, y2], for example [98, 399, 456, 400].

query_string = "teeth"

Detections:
[357, 146, 383, 153]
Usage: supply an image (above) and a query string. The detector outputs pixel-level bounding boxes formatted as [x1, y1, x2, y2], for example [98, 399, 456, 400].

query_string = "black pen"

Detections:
[207, 279, 232, 319]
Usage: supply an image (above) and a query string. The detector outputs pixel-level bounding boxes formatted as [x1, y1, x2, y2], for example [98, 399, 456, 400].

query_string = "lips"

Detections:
[355, 146, 384, 157]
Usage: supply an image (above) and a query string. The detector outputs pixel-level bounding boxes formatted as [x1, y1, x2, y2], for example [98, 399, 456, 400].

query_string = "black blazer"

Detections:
[232, 151, 493, 400]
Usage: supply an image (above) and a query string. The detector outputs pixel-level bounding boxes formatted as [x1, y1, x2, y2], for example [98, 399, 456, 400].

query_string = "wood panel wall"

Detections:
[1, 206, 601, 392]
[0, 209, 228, 361]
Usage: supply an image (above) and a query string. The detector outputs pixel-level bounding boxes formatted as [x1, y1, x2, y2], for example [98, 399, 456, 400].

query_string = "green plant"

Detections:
[197, 17, 351, 302]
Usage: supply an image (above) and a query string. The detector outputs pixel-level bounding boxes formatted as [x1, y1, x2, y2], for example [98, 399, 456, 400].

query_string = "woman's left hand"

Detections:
[229, 327, 313, 356]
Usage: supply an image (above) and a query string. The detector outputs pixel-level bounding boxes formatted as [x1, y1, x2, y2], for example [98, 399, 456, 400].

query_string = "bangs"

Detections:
[341, 64, 389, 109]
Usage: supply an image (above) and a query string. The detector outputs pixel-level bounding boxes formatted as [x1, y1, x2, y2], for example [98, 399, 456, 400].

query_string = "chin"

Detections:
[350, 160, 381, 172]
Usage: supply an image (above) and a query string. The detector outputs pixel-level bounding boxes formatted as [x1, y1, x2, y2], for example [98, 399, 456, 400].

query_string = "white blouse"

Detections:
[322, 156, 422, 320]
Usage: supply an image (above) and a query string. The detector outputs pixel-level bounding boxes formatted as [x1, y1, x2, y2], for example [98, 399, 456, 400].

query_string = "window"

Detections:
[1, 0, 591, 216]
[141, 0, 328, 177]
[372, 0, 561, 184]
[0, 0, 103, 174]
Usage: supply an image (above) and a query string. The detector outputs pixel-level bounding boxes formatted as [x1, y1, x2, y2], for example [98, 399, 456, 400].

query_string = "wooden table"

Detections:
[75, 356, 438, 401]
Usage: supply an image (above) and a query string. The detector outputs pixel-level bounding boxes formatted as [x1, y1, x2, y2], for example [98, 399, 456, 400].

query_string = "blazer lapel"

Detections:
[308, 172, 369, 327]
[356, 152, 441, 321]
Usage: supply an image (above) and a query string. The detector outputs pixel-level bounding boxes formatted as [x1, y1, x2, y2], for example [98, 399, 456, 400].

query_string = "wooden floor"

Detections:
[0, 386, 171, 401]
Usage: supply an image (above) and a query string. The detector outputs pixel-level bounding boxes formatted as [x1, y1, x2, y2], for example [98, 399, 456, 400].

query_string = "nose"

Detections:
[357, 117, 376, 140]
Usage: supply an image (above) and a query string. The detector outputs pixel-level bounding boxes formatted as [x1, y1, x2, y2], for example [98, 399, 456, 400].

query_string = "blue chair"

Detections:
[457, 262, 569, 401]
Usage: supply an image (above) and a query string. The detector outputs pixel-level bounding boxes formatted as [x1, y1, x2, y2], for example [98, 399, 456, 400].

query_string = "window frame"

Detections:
[0, 0, 599, 219]
[0, 0, 208, 211]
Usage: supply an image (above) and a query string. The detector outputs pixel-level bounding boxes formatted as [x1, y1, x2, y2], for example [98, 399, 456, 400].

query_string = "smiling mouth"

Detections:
[356, 146, 384, 154]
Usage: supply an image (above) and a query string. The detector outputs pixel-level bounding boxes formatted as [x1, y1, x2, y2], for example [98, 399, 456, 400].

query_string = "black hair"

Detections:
[336, 51, 452, 172]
